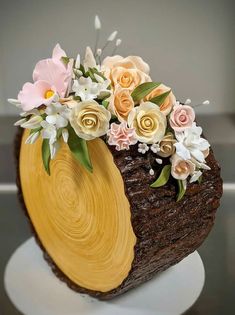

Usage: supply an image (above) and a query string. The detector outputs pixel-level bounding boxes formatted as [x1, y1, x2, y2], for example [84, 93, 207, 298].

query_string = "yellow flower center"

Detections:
[44, 90, 54, 99]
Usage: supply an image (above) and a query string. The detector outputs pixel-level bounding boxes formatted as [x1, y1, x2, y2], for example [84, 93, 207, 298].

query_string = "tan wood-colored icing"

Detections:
[19, 130, 136, 292]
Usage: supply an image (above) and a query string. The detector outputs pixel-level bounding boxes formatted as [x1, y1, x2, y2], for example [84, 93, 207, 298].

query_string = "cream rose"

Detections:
[108, 85, 134, 121]
[145, 84, 176, 115]
[158, 132, 176, 158]
[170, 154, 195, 180]
[127, 102, 167, 144]
[102, 55, 151, 90]
[70, 100, 111, 140]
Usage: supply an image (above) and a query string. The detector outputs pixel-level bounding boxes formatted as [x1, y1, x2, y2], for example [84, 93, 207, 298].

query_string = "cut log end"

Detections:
[19, 130, 136, 292]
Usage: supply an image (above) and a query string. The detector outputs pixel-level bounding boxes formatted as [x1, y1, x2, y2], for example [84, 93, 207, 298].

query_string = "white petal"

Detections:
[75, 54, 80, 68]
[7, 98, 21, 107]
[46, 115, 57, 125]
[174, 142, 191, 160]
[94, 15, 101, 30]
[21, 116, 42, 129]
[191, 149, 205, 163]
[56, 115, 68, 128]
[107, 31, 118, 41]
[14, 118, 27, 126]
[25, 131, 40, 144]
[83, 46, 96, 71]
[190, 170, 202, 183]
[62, 128, 69, 143]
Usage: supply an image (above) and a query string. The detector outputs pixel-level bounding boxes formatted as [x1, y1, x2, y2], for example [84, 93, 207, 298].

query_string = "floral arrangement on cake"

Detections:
[9, 16, 211, 201]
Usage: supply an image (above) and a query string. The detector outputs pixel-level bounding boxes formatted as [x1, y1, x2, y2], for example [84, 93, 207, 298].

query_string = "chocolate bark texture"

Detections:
[15, 127, 223, 300]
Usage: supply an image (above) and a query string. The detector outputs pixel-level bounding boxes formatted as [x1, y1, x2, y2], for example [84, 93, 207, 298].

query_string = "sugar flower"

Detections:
[102, 55, 151, 90]
[170, 103, 195, 132]
[83, 46, 97, 71]
[18, 80, 57, 111]
[158, 133, 176, 158]
[128, 102, 166, 144]
[108, 85, 134, 122]
[171, 153, 195, 180]
[45, 102, 69, 129]
[174, 123, 210, 163]
[70, 100, 111, 140]
[145, 84, 176, 116]
[72, 76, 110, 101]
[107, 122, 137, 150]
[138, 143, 149, 154]
[33, 44, 73, 98]
[150, 143, 160, 154]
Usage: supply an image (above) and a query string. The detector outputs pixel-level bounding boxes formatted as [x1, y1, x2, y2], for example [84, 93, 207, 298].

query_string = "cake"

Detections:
[10, 15, 223, 300]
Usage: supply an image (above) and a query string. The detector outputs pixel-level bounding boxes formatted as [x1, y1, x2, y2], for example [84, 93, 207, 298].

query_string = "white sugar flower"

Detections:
[45, 102, 69, 129]
[190, 170, 202, 183]
[40, 120, 57, 144]
[150, 143, 160, 154]
[62, 128, 69, 143]
[75, 53, 80, 69]
[72, 76, 110, 101]
[174, 123, 210, 163]
[138, 143, 149, 154]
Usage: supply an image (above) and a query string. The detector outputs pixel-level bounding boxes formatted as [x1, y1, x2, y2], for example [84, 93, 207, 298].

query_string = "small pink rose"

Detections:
[18, 80, 56, 111]
[33, 44, 73, 98]
[170, 104, 195, 132]
[107, 122, 137, 151]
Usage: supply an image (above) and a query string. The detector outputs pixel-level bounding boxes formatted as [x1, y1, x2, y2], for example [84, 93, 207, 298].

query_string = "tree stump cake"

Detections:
[15, 127, 223, 300]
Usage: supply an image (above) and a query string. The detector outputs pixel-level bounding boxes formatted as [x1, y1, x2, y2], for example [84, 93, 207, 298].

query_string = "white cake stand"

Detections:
[4, 238, 205, 315]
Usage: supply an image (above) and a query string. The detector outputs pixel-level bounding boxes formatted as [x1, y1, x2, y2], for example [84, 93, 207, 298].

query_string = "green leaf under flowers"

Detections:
[131, 82, 161, 102]
[42, 139, 51, 175]
[150, 165, 171, 188]
[102, 100, 109, 109]
[176, 180, 186, 201]
[61, 56, 70, 65]
[149, 90, 171, 106]
[67, 125, 93, 173]
[30, 126, 42, 135]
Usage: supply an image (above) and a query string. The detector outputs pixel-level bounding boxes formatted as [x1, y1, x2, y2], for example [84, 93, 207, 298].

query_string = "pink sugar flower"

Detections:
[18, 80, 56, 111]
[107, 122, 137, 151]
[170, 104, 195, 132]
[33, 44, 73, 98]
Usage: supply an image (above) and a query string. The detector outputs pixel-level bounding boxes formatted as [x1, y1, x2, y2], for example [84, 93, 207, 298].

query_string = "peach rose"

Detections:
[170, 154, 195, 180]
[127, 102, 166, 144]
[102, 55, 151, 90]
[108, 85, 134, 121]
[145, 84, 176, 115]
[170, 103, 195, 132]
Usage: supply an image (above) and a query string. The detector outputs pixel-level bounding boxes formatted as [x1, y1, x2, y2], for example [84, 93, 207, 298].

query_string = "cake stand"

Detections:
[4, 238, 204, 315]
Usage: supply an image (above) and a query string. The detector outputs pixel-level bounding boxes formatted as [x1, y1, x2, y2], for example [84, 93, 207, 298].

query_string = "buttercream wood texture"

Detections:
[15, 128, 223, 300]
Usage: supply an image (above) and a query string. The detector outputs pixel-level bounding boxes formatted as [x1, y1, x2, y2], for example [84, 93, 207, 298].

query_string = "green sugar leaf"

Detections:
[150, 164, 171, 188]
[131, 82, 161, 102]
[149, 90, 171, 106]
[42, 139, 51, 175]
[67, 125, 93, 173]
[176, 180, 186, 201]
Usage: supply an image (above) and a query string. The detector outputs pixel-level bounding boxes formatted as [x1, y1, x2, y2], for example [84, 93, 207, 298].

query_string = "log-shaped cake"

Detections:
[15, 127, 222, 300]
[10, 21, 223, 300]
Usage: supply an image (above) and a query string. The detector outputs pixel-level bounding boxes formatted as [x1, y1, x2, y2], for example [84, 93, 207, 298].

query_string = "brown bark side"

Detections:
[15, 128, 223, 300]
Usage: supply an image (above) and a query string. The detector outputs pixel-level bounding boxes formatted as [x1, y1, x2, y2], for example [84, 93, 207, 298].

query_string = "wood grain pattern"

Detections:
[19, 130, 136, 292]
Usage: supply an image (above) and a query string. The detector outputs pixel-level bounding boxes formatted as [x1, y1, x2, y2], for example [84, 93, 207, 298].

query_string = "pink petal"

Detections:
[33, 59, 70, 97]
[52, 43, 67, 61]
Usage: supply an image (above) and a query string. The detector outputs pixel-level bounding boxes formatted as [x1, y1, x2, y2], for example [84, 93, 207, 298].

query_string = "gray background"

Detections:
[0, 0, 235, 115]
